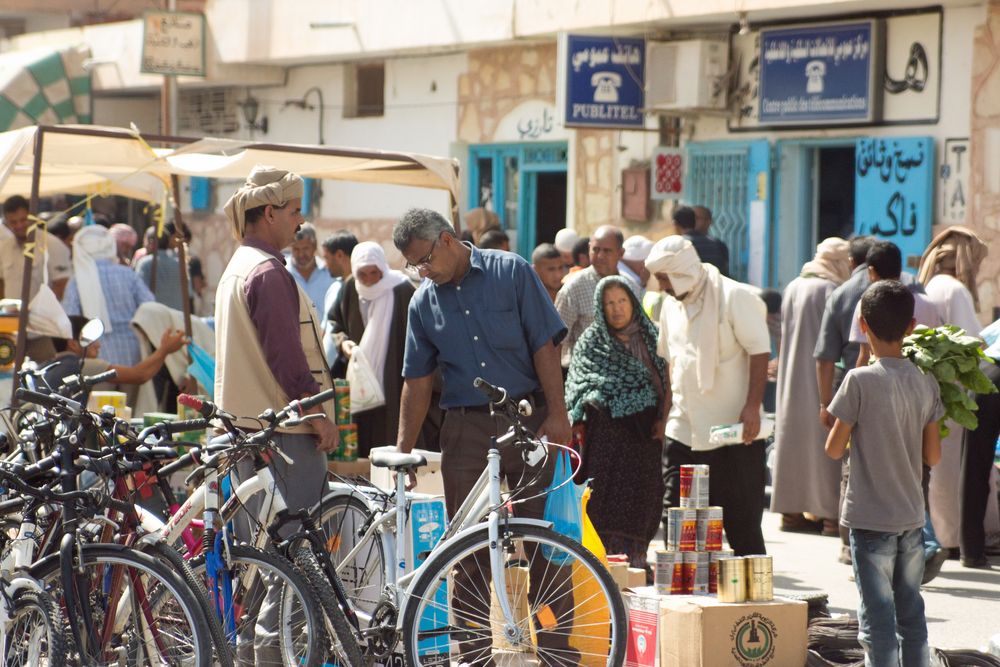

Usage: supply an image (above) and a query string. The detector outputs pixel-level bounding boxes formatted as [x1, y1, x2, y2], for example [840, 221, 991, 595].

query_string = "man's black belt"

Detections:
[448, 390, 546, 414]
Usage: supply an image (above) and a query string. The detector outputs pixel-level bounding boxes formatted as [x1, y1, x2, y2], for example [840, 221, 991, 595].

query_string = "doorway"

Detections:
[816, 147, 856, 242]
[533, 171, 567, 246]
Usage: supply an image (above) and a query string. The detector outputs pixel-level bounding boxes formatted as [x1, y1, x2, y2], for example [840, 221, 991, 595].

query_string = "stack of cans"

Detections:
[654, 464, 730, 595]
[716, 555, 773, 603]
[331, 379, 359, 461]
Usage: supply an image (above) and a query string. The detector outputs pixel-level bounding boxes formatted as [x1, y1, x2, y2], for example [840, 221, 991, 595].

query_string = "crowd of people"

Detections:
[5, 164, 999, 667]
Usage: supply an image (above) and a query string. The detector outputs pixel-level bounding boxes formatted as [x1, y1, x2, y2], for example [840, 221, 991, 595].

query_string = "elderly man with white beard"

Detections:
[646, 236, 772, 556]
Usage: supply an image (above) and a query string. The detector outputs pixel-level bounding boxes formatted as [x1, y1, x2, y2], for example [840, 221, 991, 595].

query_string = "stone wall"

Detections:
[969, 0, 1000, 321]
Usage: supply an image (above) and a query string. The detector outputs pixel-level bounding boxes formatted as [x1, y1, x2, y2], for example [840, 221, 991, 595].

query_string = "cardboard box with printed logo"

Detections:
[624, 587, 807, 667]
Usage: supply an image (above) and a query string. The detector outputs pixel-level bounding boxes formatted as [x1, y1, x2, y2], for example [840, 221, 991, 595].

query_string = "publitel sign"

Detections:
[758, 21, 879, 125]
[651, 148, 684, 200]
[141, 11, 206, 77]
[565, 34, 645, 129]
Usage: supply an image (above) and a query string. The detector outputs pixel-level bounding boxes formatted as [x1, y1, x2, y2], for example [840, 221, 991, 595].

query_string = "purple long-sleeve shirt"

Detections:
[243, 236, 321, 400]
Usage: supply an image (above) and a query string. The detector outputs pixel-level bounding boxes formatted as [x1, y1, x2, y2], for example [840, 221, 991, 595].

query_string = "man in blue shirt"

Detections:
[285, 222, 333, 314]
[393, 208, 575, 666]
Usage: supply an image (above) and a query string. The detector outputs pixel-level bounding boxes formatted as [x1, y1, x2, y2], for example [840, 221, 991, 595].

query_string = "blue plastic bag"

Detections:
[542, 451, 583, 563]
[187, 342, 216, 398]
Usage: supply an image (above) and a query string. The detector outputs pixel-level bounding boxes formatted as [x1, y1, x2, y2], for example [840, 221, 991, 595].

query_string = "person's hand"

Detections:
[312, 416, 339, 453]
[178, 375, 199, 395]
[571, 422, 586, 447]
[739, 404, 761, 444]
[406, 469, 417, 491]
[651, 416, 667, 443]
[819, 406, 835, 430]
[767, 358, 779, 382]
[159, 329, 188, 354]
[538, 409, 572, 446]
[341, 340, 357, 359]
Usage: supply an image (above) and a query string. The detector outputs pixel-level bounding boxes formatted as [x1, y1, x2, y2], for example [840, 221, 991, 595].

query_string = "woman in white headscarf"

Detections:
[329, 242, 414, 456]
[62, 225, 154, 366]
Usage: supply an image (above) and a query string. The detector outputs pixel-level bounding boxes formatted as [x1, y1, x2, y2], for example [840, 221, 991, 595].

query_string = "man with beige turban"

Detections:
[216, 166, 336, 659]
[770, 238, 851, 535]
[645, 236, 771, 555]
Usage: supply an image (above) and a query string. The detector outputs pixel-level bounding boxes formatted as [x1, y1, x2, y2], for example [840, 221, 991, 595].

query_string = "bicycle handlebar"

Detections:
[14, 388, 82, 415]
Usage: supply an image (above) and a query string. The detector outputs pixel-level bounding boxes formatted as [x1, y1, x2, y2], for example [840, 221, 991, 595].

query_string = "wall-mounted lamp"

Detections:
[238, 94, 268, 134]
[738, 11, 751, 36]
[283, 87, 325, 145]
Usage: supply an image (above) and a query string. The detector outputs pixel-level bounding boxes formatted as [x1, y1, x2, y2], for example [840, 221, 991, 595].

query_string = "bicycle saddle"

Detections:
[370, 449, 427, 471]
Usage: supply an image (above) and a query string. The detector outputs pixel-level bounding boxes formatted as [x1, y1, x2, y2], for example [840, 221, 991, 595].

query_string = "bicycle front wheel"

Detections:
[4, 588, 68, 667]
[314, 492, 386, 617]
[401, 522, 626, 667]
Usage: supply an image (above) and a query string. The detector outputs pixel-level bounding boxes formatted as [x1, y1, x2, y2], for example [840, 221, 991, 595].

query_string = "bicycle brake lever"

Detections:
[525, 436, 547, 467]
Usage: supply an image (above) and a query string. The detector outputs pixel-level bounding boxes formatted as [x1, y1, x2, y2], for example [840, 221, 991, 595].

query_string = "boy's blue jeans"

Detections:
[850, 527, 929, 667]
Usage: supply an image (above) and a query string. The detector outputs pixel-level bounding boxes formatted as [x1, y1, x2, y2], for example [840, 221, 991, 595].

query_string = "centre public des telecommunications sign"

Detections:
[759, 21, 881, 125]
[564, 35, 645, 129]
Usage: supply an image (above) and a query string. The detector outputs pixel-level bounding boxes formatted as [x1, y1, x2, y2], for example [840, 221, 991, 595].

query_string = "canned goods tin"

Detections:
[334, 379, 351, 425]
[682, 551, 709, 595]
[679, 464, 710, 508]
[697, 506, 724, 551]
[708, 549, 734, 594]
[745, 555, 773, 601]
[654, 550, 684, 595]
[667, 508, 682, 550]
[717, 557, 747, 603]
[676, 509, 698, 551]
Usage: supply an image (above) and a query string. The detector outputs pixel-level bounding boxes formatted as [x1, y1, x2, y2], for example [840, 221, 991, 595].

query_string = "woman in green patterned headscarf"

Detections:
[565, 275, 669, 569]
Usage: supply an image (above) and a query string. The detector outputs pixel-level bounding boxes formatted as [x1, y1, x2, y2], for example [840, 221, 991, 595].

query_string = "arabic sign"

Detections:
[882, 12, 940, 123]
[564, 34, 645, 129]
[494, 100, 568, 142]
[651, 147, 683, 200]
[854, 137, 934, 273]
[759, 21, 878, 125]
[141, 10, 206, 77]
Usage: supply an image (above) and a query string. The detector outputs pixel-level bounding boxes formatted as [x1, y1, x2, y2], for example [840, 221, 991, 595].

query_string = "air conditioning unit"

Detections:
[646, 40, 729, 111]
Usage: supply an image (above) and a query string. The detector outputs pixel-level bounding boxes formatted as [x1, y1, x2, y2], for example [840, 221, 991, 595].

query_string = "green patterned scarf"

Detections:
[565, 275, 667, 423]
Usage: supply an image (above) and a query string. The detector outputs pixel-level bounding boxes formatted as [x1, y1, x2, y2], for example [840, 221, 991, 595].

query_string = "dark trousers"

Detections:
[662, 437, 767, 556]
[960, 364, 1000, 560]
[439, 405, 577, 666]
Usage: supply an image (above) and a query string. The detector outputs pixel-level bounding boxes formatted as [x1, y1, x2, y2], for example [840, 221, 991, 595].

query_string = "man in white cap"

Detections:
[216, 165, 337, 660]
[646, 236, 771, 555]
[619, 234, 653, 293]
[554, 227, 579, 267]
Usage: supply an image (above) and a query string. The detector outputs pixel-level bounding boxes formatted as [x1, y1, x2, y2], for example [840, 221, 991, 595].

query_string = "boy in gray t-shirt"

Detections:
[826, 280, 943, 667]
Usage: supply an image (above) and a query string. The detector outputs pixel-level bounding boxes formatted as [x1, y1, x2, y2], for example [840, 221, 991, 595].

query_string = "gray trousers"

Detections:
[231, 432, 327, 666]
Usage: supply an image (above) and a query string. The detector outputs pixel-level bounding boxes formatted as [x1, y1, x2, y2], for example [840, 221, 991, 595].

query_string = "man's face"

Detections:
[533, 256, 568, 294]
[356, 265, 383, 287]
[654, 271, 682, 299]
[322, 248, 345, 277]
[4, 207, 29, 243]
[269, 198, 304, 249]
[402, 232, 455, 285]
[291, 237, 317, 271]
[590, 233, 624, 277]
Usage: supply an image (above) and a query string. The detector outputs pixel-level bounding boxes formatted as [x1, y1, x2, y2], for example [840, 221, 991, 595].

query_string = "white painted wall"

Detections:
[92, 96, 160, 133]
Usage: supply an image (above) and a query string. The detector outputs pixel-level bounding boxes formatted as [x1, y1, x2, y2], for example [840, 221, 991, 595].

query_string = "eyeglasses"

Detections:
[404, 235, 441, 275]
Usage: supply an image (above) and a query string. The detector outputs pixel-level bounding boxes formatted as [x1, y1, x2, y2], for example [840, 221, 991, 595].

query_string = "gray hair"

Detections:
[393, 208, 455, 252]
[294, 221, 317, 243]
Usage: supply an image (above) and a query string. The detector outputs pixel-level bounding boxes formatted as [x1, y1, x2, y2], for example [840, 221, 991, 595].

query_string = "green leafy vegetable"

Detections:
[902, 325, 998, 437]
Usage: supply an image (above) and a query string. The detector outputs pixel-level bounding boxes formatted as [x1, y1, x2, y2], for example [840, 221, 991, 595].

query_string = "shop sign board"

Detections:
[141, 10, 206, 77]
[759, 21, 879, 125]
[854, 136, 934, 273]
[564, 34, 645, 129]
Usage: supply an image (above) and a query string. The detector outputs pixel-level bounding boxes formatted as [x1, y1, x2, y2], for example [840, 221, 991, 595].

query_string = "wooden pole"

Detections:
[12, 127, 46, 388]
[170, 174, 193, 342]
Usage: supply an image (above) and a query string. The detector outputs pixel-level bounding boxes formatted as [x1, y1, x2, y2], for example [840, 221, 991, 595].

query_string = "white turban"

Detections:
[646, 236, 723, 393]
[800, 237, 851, 285]
[72, 225, 118, 332]
[554, 228, 579, 254]
[623, 235, 653, 262]
[223, 165, 304, 240]
[350, 241, 408, 391]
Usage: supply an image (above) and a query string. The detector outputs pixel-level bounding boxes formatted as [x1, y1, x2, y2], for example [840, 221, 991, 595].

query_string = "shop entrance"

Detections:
[816, 147, 856, 242]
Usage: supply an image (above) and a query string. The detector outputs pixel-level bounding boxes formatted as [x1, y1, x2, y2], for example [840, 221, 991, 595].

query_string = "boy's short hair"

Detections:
[865, 240, 902, 280]
[849, 235, 875, 266]
[531, 242, 561, 264]
[860, 280, 914, 342]
[478, 228, 509, 249]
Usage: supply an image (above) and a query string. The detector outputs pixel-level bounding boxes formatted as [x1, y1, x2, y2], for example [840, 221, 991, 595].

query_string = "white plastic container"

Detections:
[708, 417, 774, 446]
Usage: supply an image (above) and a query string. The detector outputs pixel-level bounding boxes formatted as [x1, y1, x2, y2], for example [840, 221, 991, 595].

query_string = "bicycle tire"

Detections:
[188, 543, 328, 667]
[29, 543, 213, 667]
[293, 546, 367, 667]
[140, 540, 235, 667]
[313, 491, 387, 617]
[4, 588, 69, 667]
[400, 522, 627, 667]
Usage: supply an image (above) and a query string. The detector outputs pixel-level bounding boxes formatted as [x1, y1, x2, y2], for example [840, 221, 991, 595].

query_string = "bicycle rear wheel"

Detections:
[313, 492, 386, 618]
[401, 523, 626, 667]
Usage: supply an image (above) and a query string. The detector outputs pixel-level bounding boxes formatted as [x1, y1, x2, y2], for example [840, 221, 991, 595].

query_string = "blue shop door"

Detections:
[685, 140, 771, 286]
[854, 137, 935, 274]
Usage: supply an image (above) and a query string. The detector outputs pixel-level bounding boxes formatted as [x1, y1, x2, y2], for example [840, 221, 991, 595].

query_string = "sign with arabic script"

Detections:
[564, 34, 645, 129]
[141, 11, 206, 77]
[759, 21, 879, 125]
[854, 137, 934, 274]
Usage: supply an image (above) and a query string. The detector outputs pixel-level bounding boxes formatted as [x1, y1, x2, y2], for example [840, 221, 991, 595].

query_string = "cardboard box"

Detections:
[627, 567, 647, 588]
[624, 587, 807, 667]
[608, 561, 630, 590]
[328, 458, 371, 479]
[369, 446, 444, 496]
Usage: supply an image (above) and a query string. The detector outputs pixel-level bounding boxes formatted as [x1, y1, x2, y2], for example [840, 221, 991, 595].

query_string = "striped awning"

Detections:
[0, 45, 91, 131]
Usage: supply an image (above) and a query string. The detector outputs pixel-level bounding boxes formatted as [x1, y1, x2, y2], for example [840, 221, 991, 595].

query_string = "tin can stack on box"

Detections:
[654, 464, 727, 595]
[715, 554, 774, 603]
[330, 379, 359, 461]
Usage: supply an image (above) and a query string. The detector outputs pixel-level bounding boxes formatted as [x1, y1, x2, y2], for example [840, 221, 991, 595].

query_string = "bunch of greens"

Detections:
[903, 325, 997, 437]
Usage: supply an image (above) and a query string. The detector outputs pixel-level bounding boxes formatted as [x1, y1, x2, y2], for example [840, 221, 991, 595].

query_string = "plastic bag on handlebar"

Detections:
[541, 451, 583, 564]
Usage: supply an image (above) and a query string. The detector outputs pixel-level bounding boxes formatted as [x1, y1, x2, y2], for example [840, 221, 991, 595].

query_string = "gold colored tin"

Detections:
[745, 555, 774, 601]
[716, 557, 746, 603]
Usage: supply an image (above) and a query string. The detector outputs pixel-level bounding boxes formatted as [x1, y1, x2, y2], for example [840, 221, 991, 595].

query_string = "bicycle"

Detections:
[314, 377, 627, 667]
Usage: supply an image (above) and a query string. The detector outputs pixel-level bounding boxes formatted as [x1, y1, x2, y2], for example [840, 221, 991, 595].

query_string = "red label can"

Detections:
[698, 506, 724, 551]
[682, 551, 708, 595]
[678, 509, 698, 551]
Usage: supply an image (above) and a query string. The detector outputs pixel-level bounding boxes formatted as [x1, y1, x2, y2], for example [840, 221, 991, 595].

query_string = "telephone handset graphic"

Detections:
[591, 71, 622, 103]
[805, 60, 826, 94]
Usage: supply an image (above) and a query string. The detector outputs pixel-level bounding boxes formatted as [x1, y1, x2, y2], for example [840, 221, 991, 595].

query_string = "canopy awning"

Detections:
[0, 47, 91, 131]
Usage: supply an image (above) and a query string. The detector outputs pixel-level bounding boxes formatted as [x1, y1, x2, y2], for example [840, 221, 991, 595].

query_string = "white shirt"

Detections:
[849, 291, 943, 345]
[923, 273, 982, 335]
[0, 226, 72, 301]
[657, 278, 771, 451]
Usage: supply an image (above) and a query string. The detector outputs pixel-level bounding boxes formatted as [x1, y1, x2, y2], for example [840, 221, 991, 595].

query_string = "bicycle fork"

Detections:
[485, 447, 524, 647]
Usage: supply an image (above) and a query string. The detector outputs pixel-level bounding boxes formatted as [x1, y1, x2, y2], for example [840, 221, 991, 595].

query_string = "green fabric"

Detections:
[27, 52, 66, 87]
[0, 97, 18, 129]
[565, 275, 666, 423]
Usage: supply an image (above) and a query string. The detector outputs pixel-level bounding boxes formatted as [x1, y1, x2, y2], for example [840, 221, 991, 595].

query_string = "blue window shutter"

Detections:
[190, 177, 211, 211]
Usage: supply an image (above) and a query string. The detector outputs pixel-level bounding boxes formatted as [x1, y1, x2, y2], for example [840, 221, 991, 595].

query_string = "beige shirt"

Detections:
[0, 225, 71, 301]
[657, 277, 771, 451]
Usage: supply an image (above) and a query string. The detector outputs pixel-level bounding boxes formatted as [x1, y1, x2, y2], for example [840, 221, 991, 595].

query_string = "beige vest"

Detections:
[214, 244, 333, 433]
